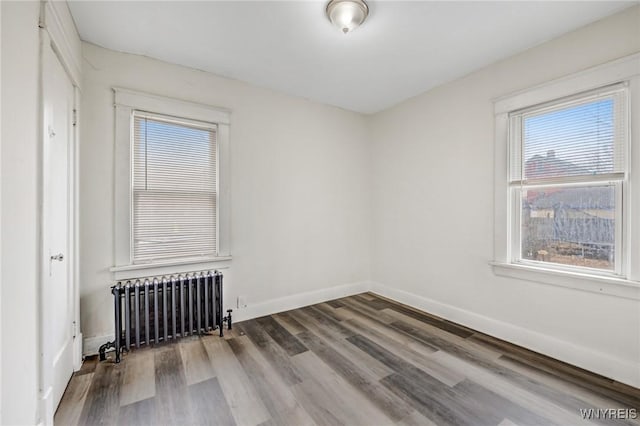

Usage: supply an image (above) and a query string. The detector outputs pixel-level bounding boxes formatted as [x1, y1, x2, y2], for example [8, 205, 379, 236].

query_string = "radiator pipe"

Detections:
[153, 278, 159, 344]
[180, 275, 185, 337]
[144, 279, 150, 345]
[124, 281, 131, 351]
[196, 273, 202, 333]
[216, 272, 223, 337]
[134, 280, 141, 348]
[204, 272, 209, 331]
[162, 277, 168, 342]
[98, 283, 122, 363]
[171, 276, 177, 339]
[188, 275, 194, 335]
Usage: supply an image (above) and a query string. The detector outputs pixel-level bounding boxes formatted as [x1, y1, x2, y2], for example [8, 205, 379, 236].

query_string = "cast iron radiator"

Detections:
[99, 271, 232, 363]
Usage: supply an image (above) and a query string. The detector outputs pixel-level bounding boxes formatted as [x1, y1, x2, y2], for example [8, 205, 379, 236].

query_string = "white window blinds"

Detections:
[509, 84, 627, 184]
[132, 112, 217, 263]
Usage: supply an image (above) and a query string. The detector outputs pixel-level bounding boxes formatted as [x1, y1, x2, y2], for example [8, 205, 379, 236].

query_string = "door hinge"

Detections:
[72, 109, 77, 127]
[72, 321, 77, 339]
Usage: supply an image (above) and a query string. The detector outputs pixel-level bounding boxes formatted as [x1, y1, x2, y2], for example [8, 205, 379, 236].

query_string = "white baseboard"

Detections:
[232, 281, 372, 323]
[81, 279, 638, 389]
[39, 386, 53, 426]
[370, 281, 640, 389]
[73, 332, 83, 370]
[83, 333, 114, 357]
[83, 281, 371, 355]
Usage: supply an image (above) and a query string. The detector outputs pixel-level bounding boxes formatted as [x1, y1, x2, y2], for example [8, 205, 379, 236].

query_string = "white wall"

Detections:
[369, 6, 640, 386]
[78, 5, 640, 387]
[1, 1, 42, 424]
[0, 1, 3, 420]
[79, 43, 372, 343]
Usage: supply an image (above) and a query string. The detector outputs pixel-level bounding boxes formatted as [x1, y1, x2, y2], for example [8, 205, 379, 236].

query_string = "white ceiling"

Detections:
[68, 1, 635, 114]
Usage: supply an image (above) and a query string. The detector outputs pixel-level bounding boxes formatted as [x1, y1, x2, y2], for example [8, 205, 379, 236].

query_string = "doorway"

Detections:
[40, 35, 79, 423]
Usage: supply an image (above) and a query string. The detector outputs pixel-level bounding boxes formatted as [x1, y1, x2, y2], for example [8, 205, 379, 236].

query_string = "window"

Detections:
[509, 85, 627, 275]
[132, 112, 218, 263]
[493, 54, 640, 298]
[112, 88, 230, 277]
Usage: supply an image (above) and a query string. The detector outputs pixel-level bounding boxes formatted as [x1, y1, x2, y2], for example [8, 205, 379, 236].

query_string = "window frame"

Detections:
[130, 110, 220, 264]
[111, 88, 231, 280]
[492, 53, 640, 300]
[508, 84, 628, 277]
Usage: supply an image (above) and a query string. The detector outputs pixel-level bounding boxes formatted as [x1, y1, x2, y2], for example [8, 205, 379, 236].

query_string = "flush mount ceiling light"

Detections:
[326, 0, 369, 34]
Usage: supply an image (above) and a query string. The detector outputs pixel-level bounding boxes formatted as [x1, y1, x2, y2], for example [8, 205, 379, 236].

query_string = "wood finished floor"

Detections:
[56, 293, 640, 426]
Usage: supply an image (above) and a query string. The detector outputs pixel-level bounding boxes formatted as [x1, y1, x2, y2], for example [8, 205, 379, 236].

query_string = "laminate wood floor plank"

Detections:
[351, 293, 394, 310]
[313, 302, 355, 322]
[328, 308, 466, 387]
[187, 377, 237, 426]
[78, 360, 124, 425]
[358, 292, 378, 301]
[119, 347, 155, 407]
[295, 329, 414, 421]
[59, 293, 640, 426]
[342, 317, 465, 387]
[339, 295, 403, 324]
[271, 311, 307, 335]
[498, 419, 520, 426]
[367, 294, 477, 339]
[452, 379, 557, 426]
[406, 323, 638, 426]
[325, 299, 345, 309]
[342, 307, 440, 356]
[469, 331, 640, 405]
[202, 334, 271, 426]
[55, 372, 94, 426]
[308, 301, 439, 361]
[154, 345, 194, 425]
[117, 397, 157, 426]
[287, 308, 394, 379]
[255, 315, 308, 356]
[497, 354, 638, 410]
[429, 350, 582, 424]
[75, 355, 98, 376]
[343, 297, 494, 365]
[178, 336, 215, 386]
[290, 351, 394, 426]
[227, 335, 316, 426]
[389, 316, 502, 364]
[382, 372, 490, 426]
[382, 308, 502, 360]
[287, 379, 345, 426]
[300, 305, 355, 338]
[347, 333, 503, 425]
[428, 350, 635, 426]
[238, 320, 304, 386]
[396, 410, 439, 426]
[400, 310, 475, 340]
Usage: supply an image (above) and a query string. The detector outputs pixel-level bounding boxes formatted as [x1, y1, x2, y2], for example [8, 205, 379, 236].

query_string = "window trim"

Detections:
[492, 53, 640, 300]
[509, 82, 627, 276]
[112, 88, 231, 278]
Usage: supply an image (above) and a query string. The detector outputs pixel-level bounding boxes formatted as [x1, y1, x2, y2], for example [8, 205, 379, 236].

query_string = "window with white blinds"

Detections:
[510, 84, 627, 184]
[508, 84, 628, 274]
[132, 112, 217, 263]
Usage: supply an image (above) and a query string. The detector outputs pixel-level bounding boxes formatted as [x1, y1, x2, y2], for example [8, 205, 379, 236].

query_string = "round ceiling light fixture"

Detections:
[326, 0, 369, 34]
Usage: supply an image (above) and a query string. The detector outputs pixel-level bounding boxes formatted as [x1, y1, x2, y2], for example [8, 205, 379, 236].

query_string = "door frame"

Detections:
[38, 1, 82, 424]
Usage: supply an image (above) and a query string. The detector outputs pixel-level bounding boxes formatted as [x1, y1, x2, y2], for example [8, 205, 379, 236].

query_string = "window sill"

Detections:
[110, 256, 232, 281]
[490, 261, 640, 300]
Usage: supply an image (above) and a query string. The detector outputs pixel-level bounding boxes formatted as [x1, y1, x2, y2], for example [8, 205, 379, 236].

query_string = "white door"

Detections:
[42, 42, 75, 415]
